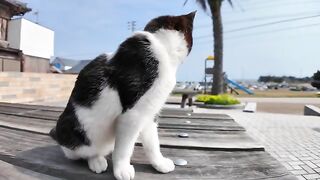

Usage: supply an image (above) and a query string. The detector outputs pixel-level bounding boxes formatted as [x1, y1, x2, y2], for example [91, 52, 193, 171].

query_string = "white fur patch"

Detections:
[73, 87, 122, 158]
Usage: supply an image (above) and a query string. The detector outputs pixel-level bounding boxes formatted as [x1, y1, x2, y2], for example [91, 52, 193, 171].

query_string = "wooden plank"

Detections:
[0, 104, 232, 121]
[0, 113, 54, 134]
[0, 160, 60, 180]
[161, 107, 193, 114]
[158, 117, 245, 131]
[0, 102, 64, 112]
[0, 127, 295, 180]
[243, 102, 257, 113]
[159, 113, 232, 120]
[0, 114, 261, 150]
[0, 112, 240, 134]
[158, 128, 264, 151]
[0, 103, 193, 114]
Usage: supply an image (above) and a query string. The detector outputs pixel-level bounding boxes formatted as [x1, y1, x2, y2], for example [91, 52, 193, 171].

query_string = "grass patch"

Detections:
[196, 94, 240, 105]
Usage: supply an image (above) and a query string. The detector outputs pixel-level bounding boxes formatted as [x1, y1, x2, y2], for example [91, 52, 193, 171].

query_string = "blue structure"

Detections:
[226, 78, 254, 95]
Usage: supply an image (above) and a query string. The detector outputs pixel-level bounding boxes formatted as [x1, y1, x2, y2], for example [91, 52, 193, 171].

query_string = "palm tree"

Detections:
[187, 0, 232, 95]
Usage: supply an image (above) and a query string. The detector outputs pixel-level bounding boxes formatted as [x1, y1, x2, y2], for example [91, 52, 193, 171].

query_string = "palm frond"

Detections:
[183, 0, 188, 6]
[184, 0, 233, 11]
[226, 0, 233, 7]
[196, 0, 207, 11]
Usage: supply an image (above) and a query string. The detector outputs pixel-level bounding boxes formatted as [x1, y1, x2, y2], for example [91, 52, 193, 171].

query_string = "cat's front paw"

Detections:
[113, 163, 135, 180]
[88, 156, 108, 174]
[152, 157, 175, 173]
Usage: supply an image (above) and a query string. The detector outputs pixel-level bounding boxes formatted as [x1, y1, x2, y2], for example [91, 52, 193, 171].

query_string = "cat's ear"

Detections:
[185, 11, 196, 22]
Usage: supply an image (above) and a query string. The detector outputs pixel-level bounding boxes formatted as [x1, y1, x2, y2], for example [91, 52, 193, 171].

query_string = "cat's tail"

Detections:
[49, 127, 57, 141]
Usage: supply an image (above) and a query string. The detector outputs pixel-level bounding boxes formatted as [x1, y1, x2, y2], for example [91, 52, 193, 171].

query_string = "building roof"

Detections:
[51, 57, 82, 69]
[1, 0, 31, 16]
[64, 60, 92, 74]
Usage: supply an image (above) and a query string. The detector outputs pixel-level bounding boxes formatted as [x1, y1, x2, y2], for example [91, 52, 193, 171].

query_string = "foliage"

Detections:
[312, 70, 320, 81]
[193, 0, 233, 11]
[258, 75, 311, 83]
[196, 94, 240, 105]
[311, 70, 320, 90]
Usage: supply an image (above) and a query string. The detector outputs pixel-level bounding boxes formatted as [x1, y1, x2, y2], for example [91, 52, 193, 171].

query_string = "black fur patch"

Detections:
[50, 101, 91, 149]
[51, 34, 159, 149]
[144, 11, 195, 53]
[72, 54, 109, 106]
[106, 34, 159, 112]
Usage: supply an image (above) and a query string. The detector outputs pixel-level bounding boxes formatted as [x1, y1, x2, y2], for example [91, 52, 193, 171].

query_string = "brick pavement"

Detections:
[228, 112, 320, 180]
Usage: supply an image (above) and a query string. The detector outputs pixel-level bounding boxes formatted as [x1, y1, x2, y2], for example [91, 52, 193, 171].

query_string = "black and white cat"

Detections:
[50, 11, 195, 180]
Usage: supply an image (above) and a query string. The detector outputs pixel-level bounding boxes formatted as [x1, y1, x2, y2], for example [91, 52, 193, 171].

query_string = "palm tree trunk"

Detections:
[208, 0, 224, 95]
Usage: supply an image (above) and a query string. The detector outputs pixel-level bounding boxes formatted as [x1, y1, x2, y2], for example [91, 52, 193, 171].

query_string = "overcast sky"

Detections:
[22, 0, 320, 81]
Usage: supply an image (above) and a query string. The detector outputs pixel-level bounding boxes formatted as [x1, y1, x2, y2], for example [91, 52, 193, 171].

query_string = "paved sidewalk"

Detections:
[196, 108, 320, 180]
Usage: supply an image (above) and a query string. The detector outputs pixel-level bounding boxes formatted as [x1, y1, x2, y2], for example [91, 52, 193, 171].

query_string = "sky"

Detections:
[21, 0, 320, 81]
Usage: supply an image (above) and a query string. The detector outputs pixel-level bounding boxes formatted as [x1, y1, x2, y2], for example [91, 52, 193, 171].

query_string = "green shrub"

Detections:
[196, 94, 240, 105]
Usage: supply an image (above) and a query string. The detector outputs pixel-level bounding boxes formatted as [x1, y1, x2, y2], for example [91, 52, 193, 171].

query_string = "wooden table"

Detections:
[0, 103, 296, 179]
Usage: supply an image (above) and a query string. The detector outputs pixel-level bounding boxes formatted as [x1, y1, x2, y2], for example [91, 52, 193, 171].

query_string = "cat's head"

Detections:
[144, 11, 196, 53]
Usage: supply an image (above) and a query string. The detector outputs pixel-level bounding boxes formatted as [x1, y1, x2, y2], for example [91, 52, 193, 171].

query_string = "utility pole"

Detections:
[33, 11, 39, 24]
[127, 21, 136, 32]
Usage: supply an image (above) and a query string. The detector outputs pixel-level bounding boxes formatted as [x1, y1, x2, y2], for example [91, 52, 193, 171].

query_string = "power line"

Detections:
[196, 22, 320, 43]
[195, 10, 320, 29]
[234, 0, 245, 12]
[195, 14, 320, 39]
[241, 0, 320, 11]
[225, 14, 320, 33]
[225, 22, 320, 40]
[223, 0, 320, 13]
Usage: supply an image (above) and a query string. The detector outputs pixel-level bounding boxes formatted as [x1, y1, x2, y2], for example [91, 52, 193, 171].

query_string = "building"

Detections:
[64, 60, 91, 74]
[0, 0, 54, 73]
[0, 0, 30, 71]
[51, 53, 113, 74]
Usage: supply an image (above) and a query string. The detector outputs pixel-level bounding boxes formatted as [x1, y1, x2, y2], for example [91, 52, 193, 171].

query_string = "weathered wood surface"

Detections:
[0, 102, 231, 120]
[158, 117, 245, 131]
[0, 113, 261, 150]
[0, 103, 262, 150]
[0, 103, 296, 179]
[0, 160, 60, 180]
[0, 127, 295, 180]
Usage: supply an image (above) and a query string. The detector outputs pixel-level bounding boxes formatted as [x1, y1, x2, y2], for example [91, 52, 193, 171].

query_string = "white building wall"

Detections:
[7, 18, 54, 59]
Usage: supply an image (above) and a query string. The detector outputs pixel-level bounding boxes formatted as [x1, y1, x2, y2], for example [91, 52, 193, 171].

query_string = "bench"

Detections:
[172, 89, 201, 108]
[0, 103, 296, 179]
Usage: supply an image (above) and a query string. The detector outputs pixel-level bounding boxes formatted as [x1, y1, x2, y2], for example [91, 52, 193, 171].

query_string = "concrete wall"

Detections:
[7, 18, 54, 59]
[0, 72, 76, 103]
[23, 55, 49, 73]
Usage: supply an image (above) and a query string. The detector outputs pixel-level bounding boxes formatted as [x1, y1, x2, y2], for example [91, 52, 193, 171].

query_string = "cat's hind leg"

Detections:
[140, 121, 175, 173]
[62, 145, 109, 174]
[77, 143, 114, 174]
